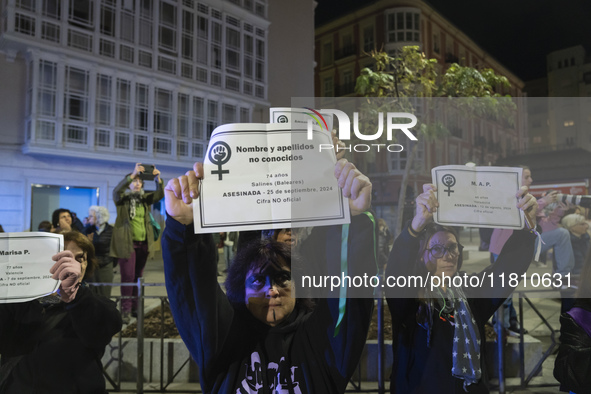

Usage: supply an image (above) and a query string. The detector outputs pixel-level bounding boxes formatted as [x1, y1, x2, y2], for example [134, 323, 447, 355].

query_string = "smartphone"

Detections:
[139, 164, 155, 181]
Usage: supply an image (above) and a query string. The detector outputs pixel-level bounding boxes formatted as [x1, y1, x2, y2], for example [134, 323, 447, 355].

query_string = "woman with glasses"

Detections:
[386, 184, 538, 393]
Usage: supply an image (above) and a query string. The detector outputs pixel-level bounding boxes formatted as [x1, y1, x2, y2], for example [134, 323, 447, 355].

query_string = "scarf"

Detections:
[124, 190, 144, 220]
[422, 281, 482, 390]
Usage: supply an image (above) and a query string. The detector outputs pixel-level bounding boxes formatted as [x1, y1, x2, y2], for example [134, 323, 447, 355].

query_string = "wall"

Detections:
[0, 52, 26, 145]
[267, 0, 315, 112]
[0, 145, 188, 232]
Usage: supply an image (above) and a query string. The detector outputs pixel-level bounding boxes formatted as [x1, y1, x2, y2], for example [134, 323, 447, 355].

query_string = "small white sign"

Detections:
[432, 165, 524, 229]
[193, 123, 350, 233]
[0, 232, 63, 303]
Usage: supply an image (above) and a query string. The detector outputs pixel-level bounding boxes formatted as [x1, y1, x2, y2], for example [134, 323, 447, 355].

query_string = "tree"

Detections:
[355, 46, 514, 236]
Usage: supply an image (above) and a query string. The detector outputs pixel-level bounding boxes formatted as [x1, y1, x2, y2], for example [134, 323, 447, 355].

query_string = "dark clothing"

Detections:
[386, 226, 536, 393]
[0, 286, 122, 393]
[110, 175, 164, 259]
[377, 227, 392, 271]
[570, 232, 590, 276]
[119, 241, 149, 313]
[85, 223, 115, 268]
[162, 214, 375, 393]
[554, 299, 591, 393]
[85, 223, 115, 298]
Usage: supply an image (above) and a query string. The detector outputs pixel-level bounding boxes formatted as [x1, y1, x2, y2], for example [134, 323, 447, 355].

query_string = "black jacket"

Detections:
[162, 213, 375, 393]
[554, 299, 591, 393]
[85, 223, 115, 267]
[0, 286, 122, 393]
[386, 226, 536, 393]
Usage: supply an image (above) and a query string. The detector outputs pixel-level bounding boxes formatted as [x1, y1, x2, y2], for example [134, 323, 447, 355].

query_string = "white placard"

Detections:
[0, 232, 63, 303]
[432, 165, 524, 229]
[193, 123, 350, 233]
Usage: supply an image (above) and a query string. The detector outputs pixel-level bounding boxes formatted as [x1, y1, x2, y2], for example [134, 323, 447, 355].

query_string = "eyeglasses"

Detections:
[427, 243, 462, 259]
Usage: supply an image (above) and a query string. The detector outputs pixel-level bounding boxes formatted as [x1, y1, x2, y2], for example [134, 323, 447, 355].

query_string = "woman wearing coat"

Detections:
[110, 163, 164, 322]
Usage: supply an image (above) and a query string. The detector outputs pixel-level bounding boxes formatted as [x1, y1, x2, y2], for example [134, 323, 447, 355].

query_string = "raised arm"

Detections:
[161, 162, 236, 373]
[144, 166, 165, 205]
[385, 184, 439, 319]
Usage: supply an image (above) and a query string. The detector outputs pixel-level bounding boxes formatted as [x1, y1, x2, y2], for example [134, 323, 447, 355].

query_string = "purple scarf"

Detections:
[567, 307, 591, 338]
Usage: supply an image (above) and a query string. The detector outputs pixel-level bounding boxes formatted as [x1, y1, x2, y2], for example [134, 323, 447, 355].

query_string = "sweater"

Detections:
[0, 286, 122, 393]
[162, 213, 375, 393]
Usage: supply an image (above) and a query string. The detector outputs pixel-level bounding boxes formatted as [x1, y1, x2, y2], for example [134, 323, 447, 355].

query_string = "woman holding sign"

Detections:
[162, 159, 375, 393]
[386, 184, 538, 393]
[0, 231, 122, 393]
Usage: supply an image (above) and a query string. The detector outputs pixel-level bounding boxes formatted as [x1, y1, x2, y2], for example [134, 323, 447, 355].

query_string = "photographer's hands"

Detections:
[131, 163, 161, 181]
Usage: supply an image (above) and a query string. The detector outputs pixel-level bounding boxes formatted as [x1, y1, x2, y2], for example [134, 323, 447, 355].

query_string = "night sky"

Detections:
[315, 0, 591, 82]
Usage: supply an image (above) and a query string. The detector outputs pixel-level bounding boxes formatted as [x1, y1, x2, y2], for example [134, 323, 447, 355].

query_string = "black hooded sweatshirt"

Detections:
[162, 213, 375, 393]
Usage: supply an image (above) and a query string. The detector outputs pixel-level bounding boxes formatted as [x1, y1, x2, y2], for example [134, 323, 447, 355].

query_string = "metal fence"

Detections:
[93, 280, 561, 394]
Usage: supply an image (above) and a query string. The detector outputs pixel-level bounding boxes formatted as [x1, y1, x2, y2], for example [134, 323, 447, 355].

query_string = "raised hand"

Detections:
[411, 184, 438, 233]
[153, 167, 161, 182]
[516, 186, 538, 229]
[334, 159, 372, 216]
[50, 250, 82, 303]
[213, 146, 227, 162]
[131, 163, 145, 179]
[332, 130, 346, 160]
[165, 162, 203, 225]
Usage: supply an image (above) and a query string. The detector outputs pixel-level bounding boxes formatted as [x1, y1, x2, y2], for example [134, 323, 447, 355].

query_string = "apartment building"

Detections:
[0, 0, 315, 231]
[315, 0, 527, 223]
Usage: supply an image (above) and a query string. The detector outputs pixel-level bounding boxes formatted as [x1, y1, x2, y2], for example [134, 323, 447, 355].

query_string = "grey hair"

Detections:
[561, 213, 586, 230]
[89, 205, 110, 226]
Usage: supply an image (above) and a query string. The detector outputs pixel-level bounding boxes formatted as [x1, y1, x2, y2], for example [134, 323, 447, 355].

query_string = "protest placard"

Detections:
[193, 123, 350, 233]
[0, 232, 62, 303]
[432, 165, 524, 229]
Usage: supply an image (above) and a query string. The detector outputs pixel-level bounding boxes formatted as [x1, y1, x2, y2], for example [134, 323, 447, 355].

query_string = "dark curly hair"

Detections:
[224, 238, 314, 312]
[51, 208, 72, 228]
[63, 231, 98, 280]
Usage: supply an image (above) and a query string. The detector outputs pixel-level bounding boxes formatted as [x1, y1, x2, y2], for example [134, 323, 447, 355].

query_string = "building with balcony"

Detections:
[0, 0, 314, 231]
[314, 0, 526, 228]
[526, 45, 591, 153]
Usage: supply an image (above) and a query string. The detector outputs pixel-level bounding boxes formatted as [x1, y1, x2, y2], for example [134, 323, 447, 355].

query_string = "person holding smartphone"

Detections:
[110, 163, 164, 323]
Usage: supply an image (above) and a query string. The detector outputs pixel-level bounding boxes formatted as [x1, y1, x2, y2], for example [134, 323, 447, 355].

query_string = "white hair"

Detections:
[561, 213, 586, 230]
[89, 205, 110, 226]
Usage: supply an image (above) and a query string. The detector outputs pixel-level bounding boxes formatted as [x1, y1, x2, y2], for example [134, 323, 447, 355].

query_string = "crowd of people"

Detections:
[1, 157, 590, 393]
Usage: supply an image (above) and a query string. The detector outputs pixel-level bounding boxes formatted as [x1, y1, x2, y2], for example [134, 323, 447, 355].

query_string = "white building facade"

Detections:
[0, 0, 315, 232]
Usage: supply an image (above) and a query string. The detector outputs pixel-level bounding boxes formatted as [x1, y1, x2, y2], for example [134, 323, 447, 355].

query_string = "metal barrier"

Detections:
[92, 279, 383, 393]
[492, 289, 561, 392]
[91, 280, 562, 393]
[91, 279, 202, 393]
